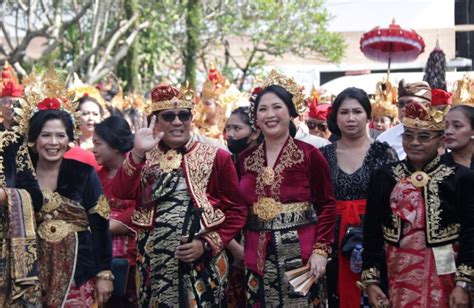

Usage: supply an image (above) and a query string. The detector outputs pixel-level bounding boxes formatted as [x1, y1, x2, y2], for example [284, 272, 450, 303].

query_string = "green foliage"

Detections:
[3, 0, 345, 92]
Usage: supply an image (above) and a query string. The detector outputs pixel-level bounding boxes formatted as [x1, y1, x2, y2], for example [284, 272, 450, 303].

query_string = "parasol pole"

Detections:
[387, 52, 392, 81]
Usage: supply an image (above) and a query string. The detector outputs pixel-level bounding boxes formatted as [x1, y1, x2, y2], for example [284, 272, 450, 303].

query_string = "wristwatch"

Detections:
[201, 239, 211, 252]
[456, 281, 470, 291]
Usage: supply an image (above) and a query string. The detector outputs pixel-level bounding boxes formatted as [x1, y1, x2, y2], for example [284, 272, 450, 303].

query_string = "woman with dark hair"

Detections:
[77, 95, 104, 151]
[320, 87, 398, 308]
[93, 116, 137, 307]
[19, 72, 113, 307]
[224, 106, 261, 307]
[225, 106, 261, 159]
[444, 105, 474, 169]
[238, 71, 336, 306]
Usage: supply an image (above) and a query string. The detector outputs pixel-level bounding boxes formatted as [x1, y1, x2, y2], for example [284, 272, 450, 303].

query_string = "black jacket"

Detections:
[363, 154, 474, 280]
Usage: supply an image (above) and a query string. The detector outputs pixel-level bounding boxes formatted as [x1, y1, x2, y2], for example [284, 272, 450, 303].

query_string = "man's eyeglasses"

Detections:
[306, 120, 327, 131]
[159, 111, 192, 123]
[402, 132, 442, 143]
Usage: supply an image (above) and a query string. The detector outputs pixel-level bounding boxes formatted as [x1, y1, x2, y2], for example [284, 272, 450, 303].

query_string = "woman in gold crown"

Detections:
[18, 71, 113, 307]
[361, 100, 474, 308]
[238, 71, 336, 307]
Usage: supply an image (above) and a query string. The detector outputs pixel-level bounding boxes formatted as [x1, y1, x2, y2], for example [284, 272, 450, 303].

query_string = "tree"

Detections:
[135, 0, 346, 91]
[208, 0, 346, 88]
[0, 0, 149, 84]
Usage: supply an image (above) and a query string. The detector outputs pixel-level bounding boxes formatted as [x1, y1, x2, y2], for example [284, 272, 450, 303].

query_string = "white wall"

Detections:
[325, 0, 455, 32]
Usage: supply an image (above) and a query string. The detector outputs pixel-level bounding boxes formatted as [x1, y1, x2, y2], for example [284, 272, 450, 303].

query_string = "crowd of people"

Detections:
[0, 61, 473, 308]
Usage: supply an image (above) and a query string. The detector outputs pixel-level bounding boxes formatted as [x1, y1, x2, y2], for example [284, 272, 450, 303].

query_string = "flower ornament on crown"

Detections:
[402, 100, 448, 131]
[14, 68, 80, 140]
[149, 84, 195, 114]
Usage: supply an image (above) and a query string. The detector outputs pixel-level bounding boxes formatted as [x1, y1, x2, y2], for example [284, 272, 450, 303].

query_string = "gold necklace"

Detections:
[159, 149, 182, 173]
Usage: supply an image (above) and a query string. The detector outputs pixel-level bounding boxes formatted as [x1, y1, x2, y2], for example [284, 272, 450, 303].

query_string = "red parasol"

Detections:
[360, 19, 425, 78]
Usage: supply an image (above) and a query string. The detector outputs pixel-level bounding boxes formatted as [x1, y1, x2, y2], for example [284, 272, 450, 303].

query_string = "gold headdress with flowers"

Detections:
[262, 70, 306, 114]
[452, 73, 474, 106]
[150, 84, 195, 114]
[372, 80, 399, 120]
[402, 100, 448, 131]
[68, 73, 107, 110]
[201, 63, 229, 100]
[123, 92, 149, 111]
[14, 68, 80, 140]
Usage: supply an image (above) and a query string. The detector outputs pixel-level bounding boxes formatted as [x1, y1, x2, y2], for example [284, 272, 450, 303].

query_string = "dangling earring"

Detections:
[67, 142, 75, 149]
[27, 142, 35, 148]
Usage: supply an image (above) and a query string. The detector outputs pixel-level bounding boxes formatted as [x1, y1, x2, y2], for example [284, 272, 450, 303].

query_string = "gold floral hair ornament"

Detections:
[14, 68, 80, 140]
[68, 73, 107, 110]
[262, 70, 306, 114]
[452, 73, 474, 107]
[150, 84, 195, 114]
[201, 63, 229, 100]
[402, 100, 447, 131]
[123, 92, 146, 111]
[371, 101, 398, 120]
[371, 79, 399, 120]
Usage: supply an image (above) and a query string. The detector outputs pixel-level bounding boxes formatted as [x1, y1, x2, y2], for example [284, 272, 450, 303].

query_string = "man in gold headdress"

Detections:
[111, 84, 247, 307]
[361, 100, 474, 308]
[377, 80, 432, 159]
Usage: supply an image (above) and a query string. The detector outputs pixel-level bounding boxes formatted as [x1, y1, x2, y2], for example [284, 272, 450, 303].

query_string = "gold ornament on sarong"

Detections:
[261, 166, 275, 186]
[41, 189, 62, 213]
[411, 171, 430, 188]
[159, 150, 182, 173]
[37, 220, 87, 243]
[253, 197, 283, 221]
[88, 195, 111, 219]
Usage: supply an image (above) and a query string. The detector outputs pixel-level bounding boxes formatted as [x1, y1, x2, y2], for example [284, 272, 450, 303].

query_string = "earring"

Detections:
[471, 136, 474, 140]
[27, 142, 35, 148]
[67, 142, 75, 149]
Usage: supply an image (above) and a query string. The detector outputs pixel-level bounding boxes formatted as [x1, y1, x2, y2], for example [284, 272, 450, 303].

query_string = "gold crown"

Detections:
[150, 84, 195, 114]
[263, 70, 306, 113]
[68, 74, 107, 110]
[201, 63, 229, 100]
[371, 101, 398, 119]
[14, 68, 80, 140]
[402, 101, 448, 131]
[452, 73, 474, 107]
[375, 80, 398, 104]
[123, 92, 147, 111]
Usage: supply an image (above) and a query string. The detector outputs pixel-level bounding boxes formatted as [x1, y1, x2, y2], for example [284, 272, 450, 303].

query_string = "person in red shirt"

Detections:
[93, 116, 138, 307]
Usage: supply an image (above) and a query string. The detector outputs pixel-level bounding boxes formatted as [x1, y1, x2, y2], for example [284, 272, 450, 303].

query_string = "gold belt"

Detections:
[37, 220, 88, 243]
[252, 197, 310, 221]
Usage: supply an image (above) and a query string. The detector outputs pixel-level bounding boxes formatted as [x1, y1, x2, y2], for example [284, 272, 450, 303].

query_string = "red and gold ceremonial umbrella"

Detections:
[360, 19, 425, 79]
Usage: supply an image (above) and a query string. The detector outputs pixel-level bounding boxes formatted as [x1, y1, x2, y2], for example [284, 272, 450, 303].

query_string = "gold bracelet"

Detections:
[312, 243, 332, 258]
[96, 270, 115, 281]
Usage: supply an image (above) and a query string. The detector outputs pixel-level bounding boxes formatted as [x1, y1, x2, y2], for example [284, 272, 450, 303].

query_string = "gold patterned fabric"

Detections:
[36, 192, 89, 306]
[0, 188, 41, 307]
